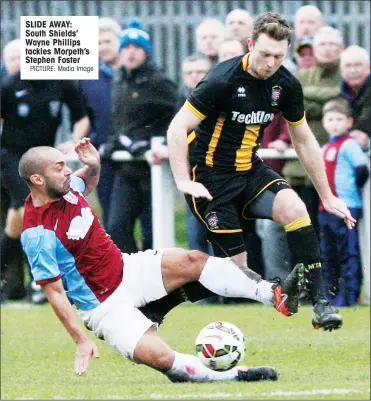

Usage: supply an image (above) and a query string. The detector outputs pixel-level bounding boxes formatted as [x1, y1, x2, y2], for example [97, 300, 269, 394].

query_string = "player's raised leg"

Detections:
[160, 248, 300, 316]
[272, 188, 342, 331]
[133, 326, 277, 383]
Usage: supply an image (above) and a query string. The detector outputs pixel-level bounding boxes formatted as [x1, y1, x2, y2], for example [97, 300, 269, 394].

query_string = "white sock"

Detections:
[166, 351, 239, 382]
[199, 256, 274, 306]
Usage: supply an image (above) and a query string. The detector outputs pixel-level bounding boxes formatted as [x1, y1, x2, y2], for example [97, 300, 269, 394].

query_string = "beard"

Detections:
[44, 177, 69, 198]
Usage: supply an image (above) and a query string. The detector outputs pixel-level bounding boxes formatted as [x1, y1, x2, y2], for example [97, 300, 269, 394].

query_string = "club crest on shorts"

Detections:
[271, 85, 282, 106]
[206, 212, 219, 230]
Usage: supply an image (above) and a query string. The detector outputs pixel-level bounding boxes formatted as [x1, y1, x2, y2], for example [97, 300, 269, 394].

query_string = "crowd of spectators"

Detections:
[1, 4, 370, 306]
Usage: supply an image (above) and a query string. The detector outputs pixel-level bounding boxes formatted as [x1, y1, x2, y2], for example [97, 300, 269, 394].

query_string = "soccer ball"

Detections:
[195, 321, 246, 371]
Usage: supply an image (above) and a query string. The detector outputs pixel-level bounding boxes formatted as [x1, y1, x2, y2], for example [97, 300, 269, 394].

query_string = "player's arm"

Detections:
[167, 69, 228, 200]
[288, 121, 355, 228]
[21, 229, 98, 375]
[42, 279, 99, 375]
[167, 103, 212, 199]
[73, 138, 101, 196]
[282, 77, 355, 229]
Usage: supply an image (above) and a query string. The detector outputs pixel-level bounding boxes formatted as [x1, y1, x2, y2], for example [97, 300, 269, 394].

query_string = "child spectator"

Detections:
[319, 98, 369, 306]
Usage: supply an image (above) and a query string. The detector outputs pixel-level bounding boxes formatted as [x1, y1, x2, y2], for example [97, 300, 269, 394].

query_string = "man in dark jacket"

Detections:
[79, 17, 121, 227]
[340, 45, 370, 149]
[103, 19, 178, 253]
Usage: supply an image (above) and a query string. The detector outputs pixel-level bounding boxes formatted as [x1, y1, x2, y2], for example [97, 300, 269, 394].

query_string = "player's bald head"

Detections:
[19, 146, 63, 183]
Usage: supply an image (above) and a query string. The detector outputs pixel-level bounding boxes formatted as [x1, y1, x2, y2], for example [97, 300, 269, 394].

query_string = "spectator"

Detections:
[1, 73, 90, 302]
[294, 5, 323, 39]
[256, 114, 292, 281]
[294, 36, 315, 70]
[340, 45, 371, 149]
[79, 17, 121, 227]
[1, 38, 22, 300]
[319, 98, 369, 306]
[218, 39, 245, 63]
[2, 38, 21, 77]
[179, 54, 213, 254]
[283, 26, 343, 235]
[225, 9, 253, 52]
[103, 19, 178, 254]
[196, 18, 226, 65]
[289, 5, 323, 73]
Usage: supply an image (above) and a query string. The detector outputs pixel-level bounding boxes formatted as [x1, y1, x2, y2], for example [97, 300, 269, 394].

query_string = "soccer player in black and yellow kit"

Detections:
[142, 12, 355, 331]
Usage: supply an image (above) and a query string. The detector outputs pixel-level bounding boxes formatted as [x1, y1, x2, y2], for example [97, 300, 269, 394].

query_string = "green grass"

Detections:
[1, 302, 370, 400]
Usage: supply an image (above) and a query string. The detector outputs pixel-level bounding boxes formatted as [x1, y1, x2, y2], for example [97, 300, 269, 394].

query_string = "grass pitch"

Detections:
[1, 302, 370, 400]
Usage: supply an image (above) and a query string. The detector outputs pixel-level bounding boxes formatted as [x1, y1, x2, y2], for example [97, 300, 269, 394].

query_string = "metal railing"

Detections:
[66, 137, 370, 304]
[2, 0, 370, 85]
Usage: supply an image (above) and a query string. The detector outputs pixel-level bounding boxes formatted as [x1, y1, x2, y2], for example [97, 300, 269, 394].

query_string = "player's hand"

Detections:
[176, 180, 213, 200]
[75, 138, 100, 167]
[74, 339, 99, 376]
[322, 195, 356, 229]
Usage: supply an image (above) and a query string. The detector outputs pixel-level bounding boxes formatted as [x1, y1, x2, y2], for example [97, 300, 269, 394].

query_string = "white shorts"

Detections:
[78, 249, 167, 360]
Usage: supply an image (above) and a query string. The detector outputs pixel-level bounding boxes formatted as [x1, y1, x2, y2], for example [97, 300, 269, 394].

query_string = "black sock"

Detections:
[1, 233, 23, 278]
[286, 225, 325, 305]
[142, 283, 215, 320]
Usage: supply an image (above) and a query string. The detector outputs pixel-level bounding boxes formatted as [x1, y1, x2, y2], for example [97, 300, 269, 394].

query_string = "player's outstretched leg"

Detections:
[160, 250, 300, 317]
[134, 326, 278, 383]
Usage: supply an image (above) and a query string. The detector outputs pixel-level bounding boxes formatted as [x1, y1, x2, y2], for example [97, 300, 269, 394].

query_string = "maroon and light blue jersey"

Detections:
[322, 134, 369, 210]
[21, 176, 123, 310]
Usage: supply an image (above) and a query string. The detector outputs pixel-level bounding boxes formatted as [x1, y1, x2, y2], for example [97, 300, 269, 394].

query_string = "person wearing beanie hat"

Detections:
[101, 18, 178, 255]
[119, 19, 152, 55]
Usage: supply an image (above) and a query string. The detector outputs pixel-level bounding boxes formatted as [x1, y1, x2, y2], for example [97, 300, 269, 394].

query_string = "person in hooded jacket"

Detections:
[102, 19, 178, 253]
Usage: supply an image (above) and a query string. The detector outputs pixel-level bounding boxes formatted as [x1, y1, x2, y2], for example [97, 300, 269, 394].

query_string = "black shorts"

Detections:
[1, 149, 29, 209]
[185, 161, 291, 257]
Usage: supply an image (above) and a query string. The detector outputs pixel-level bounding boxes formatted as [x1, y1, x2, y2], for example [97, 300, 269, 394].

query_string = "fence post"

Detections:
[151, 137, 176, 249]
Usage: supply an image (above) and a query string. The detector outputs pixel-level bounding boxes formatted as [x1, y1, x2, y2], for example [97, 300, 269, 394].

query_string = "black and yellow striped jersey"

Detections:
[186, 53, 305, 171]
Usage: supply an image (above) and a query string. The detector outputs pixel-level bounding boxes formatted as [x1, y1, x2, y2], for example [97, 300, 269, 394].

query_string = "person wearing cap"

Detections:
[294, 37, 316, 70]
[283, 26, 344, 238]
[102, 18, 178, 254]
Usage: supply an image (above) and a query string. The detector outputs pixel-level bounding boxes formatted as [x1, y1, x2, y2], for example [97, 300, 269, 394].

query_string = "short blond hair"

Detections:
[99, 17, 121, 37]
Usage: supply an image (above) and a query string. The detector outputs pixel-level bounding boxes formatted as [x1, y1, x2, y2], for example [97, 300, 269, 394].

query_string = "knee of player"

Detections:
[288, 198, 308, 221]
[184, 250, 209, 280]
[282, 202, 310, 230]
[151, 348, 175, 371]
